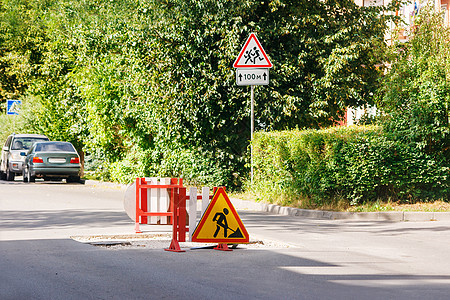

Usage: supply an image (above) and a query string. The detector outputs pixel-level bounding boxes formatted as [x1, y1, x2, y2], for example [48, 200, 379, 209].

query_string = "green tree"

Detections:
[143, 0, 399, 186]
[377, 6, 450, 200]
[379, 6, 449, 158]
[0, 0, 52, 106]
[0, 0, 399, 187]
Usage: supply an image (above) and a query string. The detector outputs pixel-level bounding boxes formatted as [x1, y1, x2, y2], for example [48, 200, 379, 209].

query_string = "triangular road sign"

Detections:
[233, 33, 272, 68]
[192, 187, 249, 243]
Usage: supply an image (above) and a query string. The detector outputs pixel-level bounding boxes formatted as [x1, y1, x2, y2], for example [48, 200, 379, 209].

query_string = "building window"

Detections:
[363, 0, 384, 6]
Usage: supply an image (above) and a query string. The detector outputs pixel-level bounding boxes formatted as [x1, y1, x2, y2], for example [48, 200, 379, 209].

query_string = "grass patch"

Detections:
[231, 191, 450, 212]
[349, 201, 450, 212]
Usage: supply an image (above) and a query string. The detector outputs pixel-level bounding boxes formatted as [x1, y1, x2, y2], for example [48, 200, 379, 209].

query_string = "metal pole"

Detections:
[250, 85, 254, 184]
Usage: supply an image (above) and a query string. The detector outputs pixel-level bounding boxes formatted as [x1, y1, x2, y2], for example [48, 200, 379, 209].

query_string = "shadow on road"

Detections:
[239, 211, 450, 236]
[1, 209, 131, 229]
[2, 238, 450, 300]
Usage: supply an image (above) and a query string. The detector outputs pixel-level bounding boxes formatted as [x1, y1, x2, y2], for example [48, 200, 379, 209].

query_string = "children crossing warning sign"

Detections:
[233, 33, 272, 68]
[192, 187, 249, 243]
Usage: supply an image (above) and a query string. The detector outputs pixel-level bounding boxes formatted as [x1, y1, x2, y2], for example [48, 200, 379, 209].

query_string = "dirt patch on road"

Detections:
[71, 233, 294, 250]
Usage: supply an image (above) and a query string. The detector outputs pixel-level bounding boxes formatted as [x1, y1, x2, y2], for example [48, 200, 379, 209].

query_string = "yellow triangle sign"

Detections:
[192, 187, 249, 243]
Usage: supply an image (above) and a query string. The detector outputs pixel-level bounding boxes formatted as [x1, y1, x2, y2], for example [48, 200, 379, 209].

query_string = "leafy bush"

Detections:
[108, 147, 153, 184]
[0, 95, 44, 142]
[251, 126, 449, 207]
[0, 0, 400, 189]
[250, 7, 449, 208]
[107, 143, 241, 187]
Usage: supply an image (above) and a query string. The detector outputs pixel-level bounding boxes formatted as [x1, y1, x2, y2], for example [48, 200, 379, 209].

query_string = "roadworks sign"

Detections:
[192, 187, 249, 243]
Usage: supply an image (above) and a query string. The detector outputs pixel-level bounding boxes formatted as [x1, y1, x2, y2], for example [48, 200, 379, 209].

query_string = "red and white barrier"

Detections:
[188, 187, 213, 241]
[134, 177, 221, 251]
[134, 177, 171, 225]
[134, 177, 186, 252]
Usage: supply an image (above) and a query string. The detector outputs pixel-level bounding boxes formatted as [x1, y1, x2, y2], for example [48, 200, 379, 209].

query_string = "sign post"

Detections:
[233, 33, 272, 184]
[250, 85, 254, 181]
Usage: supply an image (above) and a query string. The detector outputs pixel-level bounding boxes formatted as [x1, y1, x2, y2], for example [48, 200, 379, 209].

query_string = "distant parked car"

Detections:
[0, 133, 50, 181]
[22, 141, 81, 183]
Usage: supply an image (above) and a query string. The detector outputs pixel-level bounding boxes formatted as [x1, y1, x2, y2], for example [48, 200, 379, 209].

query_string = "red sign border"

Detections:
[192, 187, 249, 243]
[233, 33, 273, 68]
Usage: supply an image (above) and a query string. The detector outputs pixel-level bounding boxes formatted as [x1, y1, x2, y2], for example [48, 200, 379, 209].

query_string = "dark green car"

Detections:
[22, 141, 81, 183]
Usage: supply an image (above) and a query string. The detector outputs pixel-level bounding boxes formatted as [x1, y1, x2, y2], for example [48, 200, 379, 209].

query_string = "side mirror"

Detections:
[20, 152, 27, 156]
[2, 146, 9, 151]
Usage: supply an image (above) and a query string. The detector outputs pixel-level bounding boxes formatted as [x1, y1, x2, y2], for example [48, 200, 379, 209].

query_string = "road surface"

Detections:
[2, 179, 450, 299]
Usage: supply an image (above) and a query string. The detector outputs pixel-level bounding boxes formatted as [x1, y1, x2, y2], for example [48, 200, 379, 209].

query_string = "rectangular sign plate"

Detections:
[236, 68, 269, 86]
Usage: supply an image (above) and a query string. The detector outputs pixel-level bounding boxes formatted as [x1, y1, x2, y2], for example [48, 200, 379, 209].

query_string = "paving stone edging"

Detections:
[85, 180, 450, 222]
[230, 198, 450, 222]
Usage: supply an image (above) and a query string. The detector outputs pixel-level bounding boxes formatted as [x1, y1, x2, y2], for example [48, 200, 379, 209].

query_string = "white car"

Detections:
[0, 133, 49, 181]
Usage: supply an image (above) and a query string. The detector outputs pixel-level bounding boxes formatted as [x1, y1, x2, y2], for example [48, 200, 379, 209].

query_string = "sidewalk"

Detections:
[230, 197, 450, 222]
[85, 180, 450, 222]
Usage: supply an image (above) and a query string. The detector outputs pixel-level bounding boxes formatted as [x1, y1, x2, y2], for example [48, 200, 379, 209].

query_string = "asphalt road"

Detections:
[2, 179, 450, 299]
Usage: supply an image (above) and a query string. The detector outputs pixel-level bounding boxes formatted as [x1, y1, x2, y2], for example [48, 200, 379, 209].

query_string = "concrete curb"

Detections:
[230, 198, 450, 222]
[84, 180, 450, 222]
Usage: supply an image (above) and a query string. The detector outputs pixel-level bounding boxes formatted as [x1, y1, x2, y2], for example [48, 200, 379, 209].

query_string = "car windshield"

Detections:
[35, 142, 76, 152]
[11, 137, 49, 150]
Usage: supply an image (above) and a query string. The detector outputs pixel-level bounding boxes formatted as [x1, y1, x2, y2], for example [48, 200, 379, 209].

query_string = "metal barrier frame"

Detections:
[135, 177, 187, 252]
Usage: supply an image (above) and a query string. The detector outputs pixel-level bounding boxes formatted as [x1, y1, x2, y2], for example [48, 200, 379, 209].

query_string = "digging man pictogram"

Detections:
[212, 208, 244, 238]
[213, 208, 229, 238]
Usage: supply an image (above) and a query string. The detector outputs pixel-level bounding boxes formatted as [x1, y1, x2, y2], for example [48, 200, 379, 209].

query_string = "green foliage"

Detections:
[251, 126, 449, 207]
[109, 147, 154, 184]
[378, 6, 450, 161]
[0, 0, 50, 101]
[0, 0, 398, 188]
[108, 145, 232, 186]
[0, 94, 45, 142]
[251, 8, 449, 206]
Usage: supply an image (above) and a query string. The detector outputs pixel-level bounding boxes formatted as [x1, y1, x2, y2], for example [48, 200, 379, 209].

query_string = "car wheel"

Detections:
[28, 167, 35, 183]
[6, 166, 15, 181]
[0, 171, 6, 180]
[22, 168, 28, 183]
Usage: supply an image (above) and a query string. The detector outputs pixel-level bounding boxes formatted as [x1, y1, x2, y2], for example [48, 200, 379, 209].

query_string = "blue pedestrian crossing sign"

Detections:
[7, 100, 21, 115]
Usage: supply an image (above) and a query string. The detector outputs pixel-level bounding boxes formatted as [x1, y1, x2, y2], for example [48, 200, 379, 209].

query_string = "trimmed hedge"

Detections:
[252, 125, 449, 207]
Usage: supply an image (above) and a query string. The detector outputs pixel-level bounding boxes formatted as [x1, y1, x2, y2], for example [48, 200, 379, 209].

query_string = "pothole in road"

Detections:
[70, 233, 294, 250]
